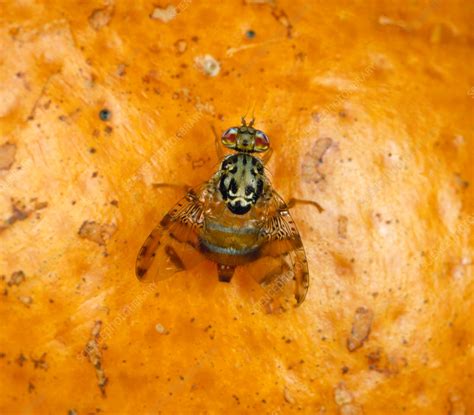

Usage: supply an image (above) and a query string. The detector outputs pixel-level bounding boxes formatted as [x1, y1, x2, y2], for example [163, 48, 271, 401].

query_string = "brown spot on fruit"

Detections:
[301, 137, 333, 183]
[7, 271, 25, 286]
[338, 215, 348, 238]
[34, 201, 48, 210]
[0, 199, 48, 233]
[174, 39, 187, 54]
[0, 142, 16, 170]
[78, 221, 117, 246]
[312, 137, 333, 163]
[116, 63, 126, 77]
[366, 348, 407, 375]
[88, 6, 114, 30]
[16, 353, 27, 366]
[83, 321, 108, 396]
[332, 252, 354, 278]
[272, 8, 293, 37]
[347, 307, 374, 351]
[31, 352, 48, 370]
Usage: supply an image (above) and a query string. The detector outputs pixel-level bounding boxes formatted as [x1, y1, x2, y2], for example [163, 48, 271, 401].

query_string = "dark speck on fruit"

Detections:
[99, 108, 111, 121]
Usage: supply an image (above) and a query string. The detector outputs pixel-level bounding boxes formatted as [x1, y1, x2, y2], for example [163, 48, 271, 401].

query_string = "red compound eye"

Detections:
[222, 127, 238, 147]
[254, 131, 269, 151]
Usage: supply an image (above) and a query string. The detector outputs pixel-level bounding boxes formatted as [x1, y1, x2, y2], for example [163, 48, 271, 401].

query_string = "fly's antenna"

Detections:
[248, 100, 257, 127]
[241, 99, 253, 126]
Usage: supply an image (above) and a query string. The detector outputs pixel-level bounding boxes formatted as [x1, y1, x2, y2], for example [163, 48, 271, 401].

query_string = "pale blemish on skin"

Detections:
[437, 181, 461, 232]
[150, 5, 177, 23]
[194, 55, 220, 77]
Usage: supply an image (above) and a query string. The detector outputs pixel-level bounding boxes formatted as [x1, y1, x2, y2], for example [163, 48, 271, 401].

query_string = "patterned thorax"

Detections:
[218, 153, 265, 215]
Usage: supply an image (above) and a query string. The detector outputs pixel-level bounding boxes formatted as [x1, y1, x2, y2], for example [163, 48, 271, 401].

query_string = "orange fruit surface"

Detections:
[0, 1, 473, 414]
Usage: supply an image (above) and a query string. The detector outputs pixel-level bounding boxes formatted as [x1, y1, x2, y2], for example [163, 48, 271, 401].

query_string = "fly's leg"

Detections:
[287, 197, 324, 213]
[212, 125, 225, 160]
[217, 263, 235, 282]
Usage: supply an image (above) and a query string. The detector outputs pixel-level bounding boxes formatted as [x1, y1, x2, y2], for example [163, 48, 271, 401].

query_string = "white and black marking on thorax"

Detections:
[217, 153, 266, 215]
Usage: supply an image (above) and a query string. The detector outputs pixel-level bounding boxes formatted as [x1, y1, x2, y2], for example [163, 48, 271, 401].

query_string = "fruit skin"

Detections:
[0, 1, 473, 414]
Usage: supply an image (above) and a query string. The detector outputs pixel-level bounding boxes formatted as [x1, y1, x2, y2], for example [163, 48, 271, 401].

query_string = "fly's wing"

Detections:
[249, 191, 309, 311]
[135, 188, 206, 282]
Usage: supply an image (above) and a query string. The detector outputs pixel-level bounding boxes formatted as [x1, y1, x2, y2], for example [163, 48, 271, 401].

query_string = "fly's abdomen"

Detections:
[198, 218, 261, 266]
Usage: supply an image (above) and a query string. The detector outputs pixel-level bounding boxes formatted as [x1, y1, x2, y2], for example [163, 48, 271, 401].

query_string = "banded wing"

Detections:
[250, 191, 309, 311]
[135, 188, 206, 282]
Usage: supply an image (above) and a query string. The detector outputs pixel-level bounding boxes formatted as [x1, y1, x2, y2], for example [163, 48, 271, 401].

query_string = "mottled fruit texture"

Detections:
[0, 1, 473, 414]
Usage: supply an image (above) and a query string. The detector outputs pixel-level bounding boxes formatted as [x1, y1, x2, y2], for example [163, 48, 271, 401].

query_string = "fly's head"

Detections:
[218, 154, 265, 215]
[221, 118, 270, 154]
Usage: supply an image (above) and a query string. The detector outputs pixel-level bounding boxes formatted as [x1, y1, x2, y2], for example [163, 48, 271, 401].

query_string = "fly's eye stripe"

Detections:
[222, 127, 239, 143]
[254, 131, 269, 149]
[224, 127, 237, 136]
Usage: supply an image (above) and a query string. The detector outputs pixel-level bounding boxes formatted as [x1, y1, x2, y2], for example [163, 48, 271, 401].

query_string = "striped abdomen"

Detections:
[198, 218, 262, 266]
